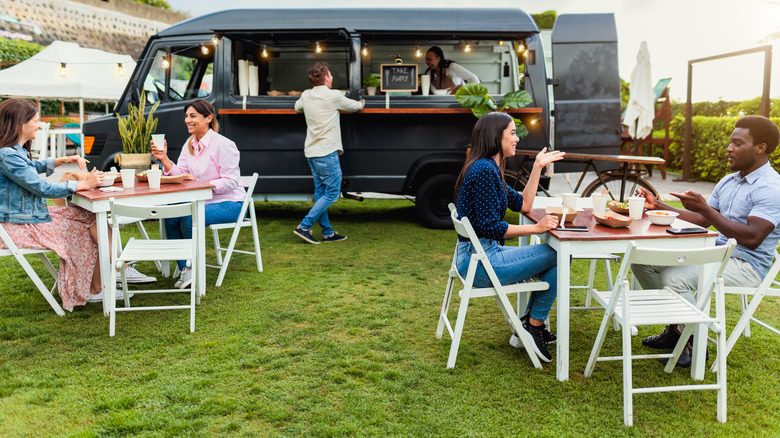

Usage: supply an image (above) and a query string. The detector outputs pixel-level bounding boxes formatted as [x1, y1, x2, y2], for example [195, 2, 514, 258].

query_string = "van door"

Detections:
[551, 14, 621, 167]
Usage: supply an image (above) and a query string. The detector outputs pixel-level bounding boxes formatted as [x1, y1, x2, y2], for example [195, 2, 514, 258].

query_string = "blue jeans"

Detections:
[456, 238, 558, 322]
[164, 201, 243, 270]
[298, 151, 342, 237]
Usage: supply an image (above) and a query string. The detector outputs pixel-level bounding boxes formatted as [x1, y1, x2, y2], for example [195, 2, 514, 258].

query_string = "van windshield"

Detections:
[143, 45, 214, 104]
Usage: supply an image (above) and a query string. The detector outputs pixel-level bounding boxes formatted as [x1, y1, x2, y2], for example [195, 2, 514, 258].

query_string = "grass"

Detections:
[0, 199, 778, 437]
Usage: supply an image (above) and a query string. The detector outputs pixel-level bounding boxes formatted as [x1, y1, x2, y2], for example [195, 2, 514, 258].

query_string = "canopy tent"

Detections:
[0, 41, 135, 156]
[0, 40, 135, 101]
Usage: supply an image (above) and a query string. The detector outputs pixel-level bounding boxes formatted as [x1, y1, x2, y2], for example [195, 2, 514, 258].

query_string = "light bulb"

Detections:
[262, 45, 268, 58]
[464, 41, 472, 53]
[517, 42, 526, 54]
[499, 40, 504, 45]
[201, 45, 209, 55]
[161, 57, 170, 70]
[315, 42, 322, 53]
[361, 44, 368, 57]
[117, 63, 125, 76]
[58, 62, 67, 77]
[211, 36, 220, 45]
[415, 45, 422, 57]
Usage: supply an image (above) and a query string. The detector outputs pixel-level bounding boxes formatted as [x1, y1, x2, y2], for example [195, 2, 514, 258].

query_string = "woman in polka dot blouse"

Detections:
[454, 112, 565, 363]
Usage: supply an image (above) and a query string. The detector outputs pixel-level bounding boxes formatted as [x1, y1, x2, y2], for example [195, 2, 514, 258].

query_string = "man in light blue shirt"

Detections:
[633, 115, 780, 367]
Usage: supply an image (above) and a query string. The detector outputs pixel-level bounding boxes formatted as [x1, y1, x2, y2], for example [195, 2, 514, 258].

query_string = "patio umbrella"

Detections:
[623, 41, 654, 144]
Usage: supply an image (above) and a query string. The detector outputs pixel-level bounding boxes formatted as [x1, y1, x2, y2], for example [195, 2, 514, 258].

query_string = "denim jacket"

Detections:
[0, 145, 78, 224]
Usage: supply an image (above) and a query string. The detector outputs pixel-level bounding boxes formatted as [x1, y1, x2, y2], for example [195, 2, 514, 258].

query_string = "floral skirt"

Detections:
[0, 205, 97, 311]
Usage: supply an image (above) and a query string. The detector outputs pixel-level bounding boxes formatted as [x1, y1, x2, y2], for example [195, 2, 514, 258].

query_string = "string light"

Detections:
[415, 45, 422, 57]
[201, 45, 209, 55]
[499, 40, 504, 46]
[117, 63, 125, 76]
[361, 43, 368, 57]
[161, 56, 170, 70]
[464, 41, 472, 53]
[211, 35, 220, 45]
[315, 41, 322, 53]
[517, 41, 526, 54]
[58, 62, 67, 77]
[261, 44, 268, 58]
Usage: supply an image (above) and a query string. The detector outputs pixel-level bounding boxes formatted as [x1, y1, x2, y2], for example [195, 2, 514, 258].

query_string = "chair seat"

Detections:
[592, 289, 717, 327]
[117, 238, 193, 264]
[209, 219, 251, 230]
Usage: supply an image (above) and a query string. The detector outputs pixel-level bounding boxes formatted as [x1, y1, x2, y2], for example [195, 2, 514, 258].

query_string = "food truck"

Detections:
[82, 8, 622, 228]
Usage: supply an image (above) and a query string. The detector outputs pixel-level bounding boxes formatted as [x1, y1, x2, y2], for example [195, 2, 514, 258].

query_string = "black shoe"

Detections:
[658, 338, 709, 368]
[522, 320, 552, 363]
[642, 325, 680, 350]
[520, 313, 556, 344]
[294, 227, 320, 244]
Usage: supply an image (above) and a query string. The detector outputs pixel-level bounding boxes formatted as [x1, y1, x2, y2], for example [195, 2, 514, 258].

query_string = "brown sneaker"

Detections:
[642, 324, 680, 350]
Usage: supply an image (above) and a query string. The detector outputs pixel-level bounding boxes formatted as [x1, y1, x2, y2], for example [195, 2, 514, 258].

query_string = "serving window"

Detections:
[357, 37, 520, 95]
[230, 33, 351, 97]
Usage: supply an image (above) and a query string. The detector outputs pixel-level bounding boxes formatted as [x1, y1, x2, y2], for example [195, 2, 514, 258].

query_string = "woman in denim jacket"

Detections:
[0, 99, 106, 311]
[454, 112, 565, 363]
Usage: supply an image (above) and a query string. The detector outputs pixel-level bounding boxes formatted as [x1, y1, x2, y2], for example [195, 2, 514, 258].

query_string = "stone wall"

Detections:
[0, 0, 189, 58]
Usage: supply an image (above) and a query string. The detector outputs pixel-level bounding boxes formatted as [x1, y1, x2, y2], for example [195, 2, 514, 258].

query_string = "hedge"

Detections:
[0, 37, 43, 64]
[668, 115, 780, 182]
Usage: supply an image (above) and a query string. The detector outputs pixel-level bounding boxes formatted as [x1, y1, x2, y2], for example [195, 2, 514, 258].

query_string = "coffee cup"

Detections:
[561, 193, 579, 210]
[151, 134, 165, 152]
[590, 193, 607, 214]
[420, 74, 430, 96]
[146, 168, 162, 190]
[120, 168, 136, 189]
[628, 196, 645, 219]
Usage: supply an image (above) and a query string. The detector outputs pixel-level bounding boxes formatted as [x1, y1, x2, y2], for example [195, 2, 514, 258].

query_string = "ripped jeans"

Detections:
[456, 238, 558, 322]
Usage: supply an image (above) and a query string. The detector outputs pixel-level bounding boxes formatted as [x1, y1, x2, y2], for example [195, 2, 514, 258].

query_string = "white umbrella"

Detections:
[623, 41, 654, 142]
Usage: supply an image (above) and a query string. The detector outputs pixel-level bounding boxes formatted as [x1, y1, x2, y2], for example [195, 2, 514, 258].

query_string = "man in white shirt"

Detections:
[293, 62, 364, 244]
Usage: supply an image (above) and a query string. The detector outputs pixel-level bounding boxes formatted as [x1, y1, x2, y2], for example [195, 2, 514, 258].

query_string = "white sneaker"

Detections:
[116, 264, 156, 284]
[509, 334, 524, 349]
[176, 268, 192, 289]
[88, 289, 135, 303]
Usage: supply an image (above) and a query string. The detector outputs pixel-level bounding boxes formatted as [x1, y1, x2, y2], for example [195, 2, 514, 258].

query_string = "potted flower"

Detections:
[363, 73, 380, 95]
[115, 90, 160, 171]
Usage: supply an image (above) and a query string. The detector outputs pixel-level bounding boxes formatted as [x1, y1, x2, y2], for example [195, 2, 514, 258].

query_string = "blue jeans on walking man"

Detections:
[298, 151, 341, 237]
[164, 200, 243, 271]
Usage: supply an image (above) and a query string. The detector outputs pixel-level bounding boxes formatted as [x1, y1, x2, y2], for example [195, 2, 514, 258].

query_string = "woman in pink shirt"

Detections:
[151, 99, 246, 288]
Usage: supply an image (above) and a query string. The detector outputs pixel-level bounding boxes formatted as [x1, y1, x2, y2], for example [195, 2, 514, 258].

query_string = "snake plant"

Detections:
[117, 91, 160, 154]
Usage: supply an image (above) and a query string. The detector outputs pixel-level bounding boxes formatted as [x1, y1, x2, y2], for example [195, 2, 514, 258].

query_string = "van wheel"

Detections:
[416, 174, 456, 229]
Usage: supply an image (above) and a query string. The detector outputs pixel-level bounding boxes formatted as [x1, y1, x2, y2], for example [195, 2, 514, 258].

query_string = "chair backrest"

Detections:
[110, 198, 197, 226]
[449, 203, 505, 287]
[236, 173, 258, 221]
[30, 122, 50, 157]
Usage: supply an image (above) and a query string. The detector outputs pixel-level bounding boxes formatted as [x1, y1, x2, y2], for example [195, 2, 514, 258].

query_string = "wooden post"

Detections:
[682, 62, 693, 181]
[761, 46, 772, 117]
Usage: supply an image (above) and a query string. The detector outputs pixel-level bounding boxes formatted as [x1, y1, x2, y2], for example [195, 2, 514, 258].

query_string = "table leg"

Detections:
[556, 241, 572, 381]
[196, 200, 206, 297]
[95, 211, 111, 317]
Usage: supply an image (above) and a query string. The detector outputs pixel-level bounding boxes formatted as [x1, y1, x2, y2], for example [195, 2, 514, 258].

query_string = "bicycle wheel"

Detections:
[582, 174, 658, 201]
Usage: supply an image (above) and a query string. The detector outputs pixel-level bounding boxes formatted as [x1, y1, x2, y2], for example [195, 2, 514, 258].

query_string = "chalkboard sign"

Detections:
[380, 64, 418, 92]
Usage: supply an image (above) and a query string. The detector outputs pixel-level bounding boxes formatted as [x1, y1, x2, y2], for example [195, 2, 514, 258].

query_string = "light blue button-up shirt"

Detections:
[708, 161, 780, 277]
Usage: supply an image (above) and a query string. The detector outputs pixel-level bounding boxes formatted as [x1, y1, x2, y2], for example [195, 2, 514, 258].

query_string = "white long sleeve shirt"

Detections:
[294, 86, 365, 158]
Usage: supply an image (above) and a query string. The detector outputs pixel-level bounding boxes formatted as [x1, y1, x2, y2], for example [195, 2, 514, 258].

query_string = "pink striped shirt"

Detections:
[165, 129, 245, 204]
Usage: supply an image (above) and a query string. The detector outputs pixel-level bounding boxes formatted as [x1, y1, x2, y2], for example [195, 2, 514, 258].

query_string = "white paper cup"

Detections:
[146, 169, 162, 190]
[561, 193, 579, 210]
[120, 169, 135, 189]
[591, 193, 607, 213]
[420, 74, 430, 96]
[151, 134, 165, 151]
[628, 196, 645, 219]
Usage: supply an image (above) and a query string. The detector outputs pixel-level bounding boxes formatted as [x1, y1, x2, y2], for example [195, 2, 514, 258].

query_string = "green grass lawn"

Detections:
[1, 199, 778, 437]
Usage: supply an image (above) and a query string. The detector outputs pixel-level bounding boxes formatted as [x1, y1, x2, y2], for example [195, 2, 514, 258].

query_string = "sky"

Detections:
[165, 0, 780, 103]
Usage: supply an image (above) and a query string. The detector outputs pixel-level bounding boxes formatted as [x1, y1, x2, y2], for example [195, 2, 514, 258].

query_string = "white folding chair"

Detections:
[206, 173, 262, 287]
[30, 122, 50, 160]
[110, 198, 198, 336]
[584, 239, 736, 426]
[435, 204, 548, 369]
[714, 242, 780, 371]
[0, 223, 65, 316]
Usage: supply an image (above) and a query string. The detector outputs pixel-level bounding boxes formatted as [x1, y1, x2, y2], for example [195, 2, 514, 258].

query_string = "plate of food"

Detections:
[646, 210, 680, 226]
[607, 200, 630, 214]
[593, 211, 634, 228]
[546, 206, 578, 223]
[136, 172, 186, 184]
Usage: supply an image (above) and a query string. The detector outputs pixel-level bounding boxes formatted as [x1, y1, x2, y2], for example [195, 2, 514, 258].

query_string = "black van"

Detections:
[83, 8, 622, 228]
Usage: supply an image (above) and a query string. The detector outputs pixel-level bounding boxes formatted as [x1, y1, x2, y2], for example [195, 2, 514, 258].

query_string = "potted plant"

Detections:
[363, 73, 380, 95]
[116, 90, 160, 171]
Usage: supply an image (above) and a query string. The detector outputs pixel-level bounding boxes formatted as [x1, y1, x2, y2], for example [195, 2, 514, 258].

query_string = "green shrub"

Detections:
[0, 38, 43, 64]
[531, 10, 557, 29]
[669, 115, 780, 182]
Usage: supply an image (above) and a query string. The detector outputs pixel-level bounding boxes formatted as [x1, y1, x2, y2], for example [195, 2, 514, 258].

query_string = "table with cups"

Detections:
[520, 193, 719, 381]
[70, 174, 213, 317]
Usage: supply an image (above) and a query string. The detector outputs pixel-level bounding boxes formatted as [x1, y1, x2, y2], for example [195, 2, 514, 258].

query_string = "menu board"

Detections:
[380, 64, 418, 92]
